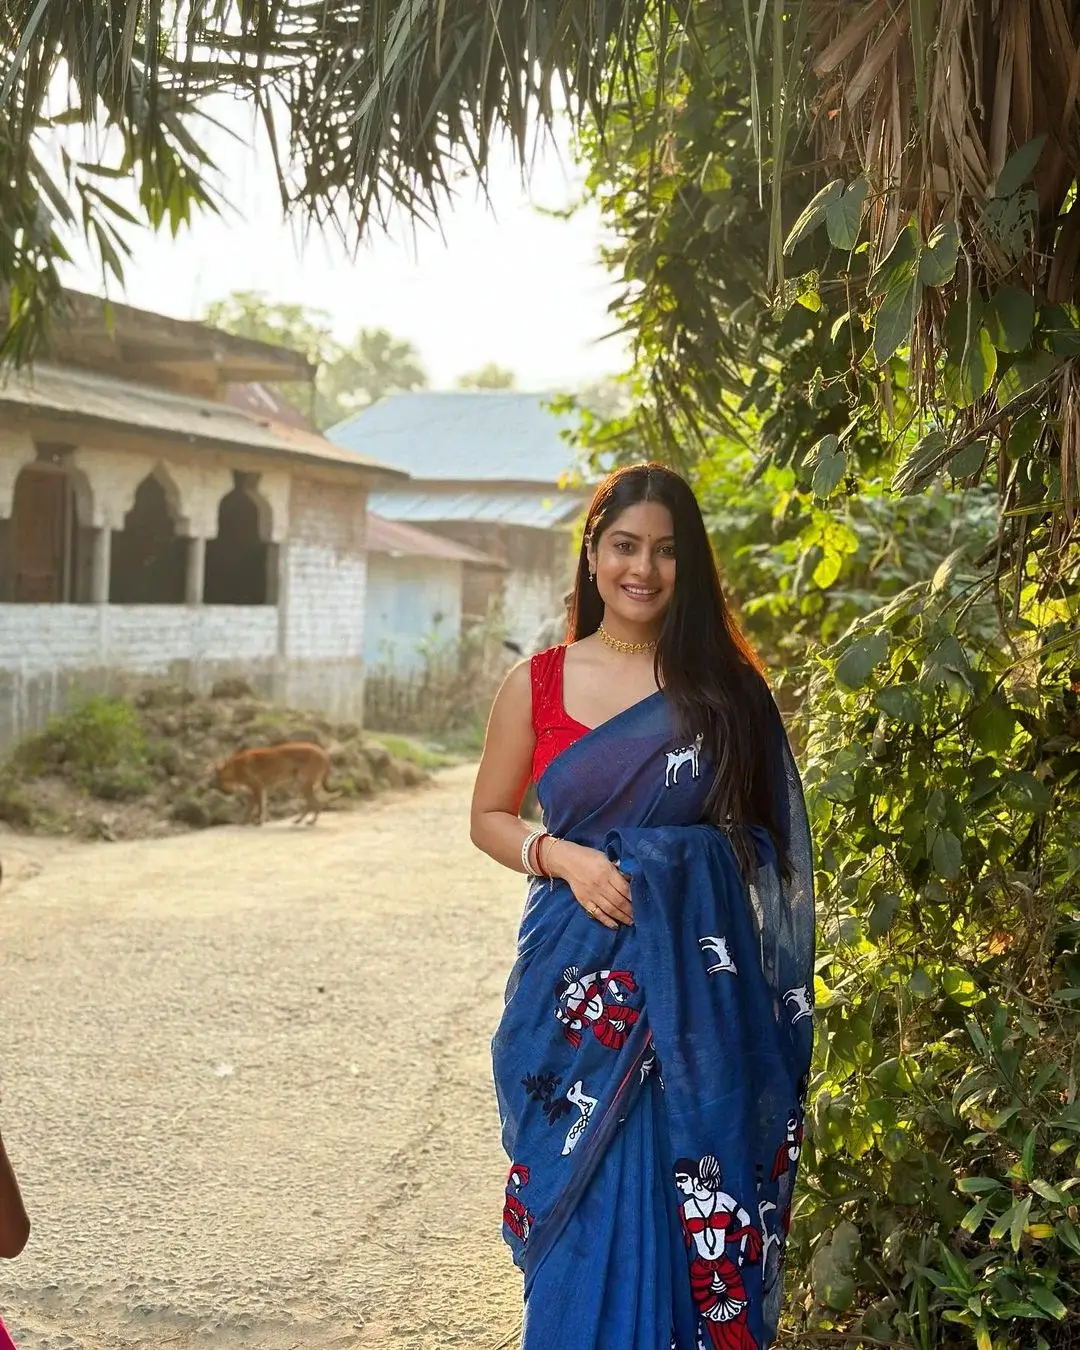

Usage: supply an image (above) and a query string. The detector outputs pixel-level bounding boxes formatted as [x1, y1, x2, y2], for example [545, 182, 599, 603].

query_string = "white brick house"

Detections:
[0, 292, 403, 747]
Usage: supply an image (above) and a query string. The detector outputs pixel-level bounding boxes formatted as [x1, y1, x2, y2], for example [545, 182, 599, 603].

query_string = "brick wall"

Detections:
[277, 478, 367, 721]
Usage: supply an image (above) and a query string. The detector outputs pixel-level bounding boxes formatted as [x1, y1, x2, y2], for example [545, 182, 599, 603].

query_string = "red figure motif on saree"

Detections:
[769, 1115, 804, 1182]
[554, 966, 640, 1050]
[674, 1156, 763, 1350]
[503, 1163, 534, 1242]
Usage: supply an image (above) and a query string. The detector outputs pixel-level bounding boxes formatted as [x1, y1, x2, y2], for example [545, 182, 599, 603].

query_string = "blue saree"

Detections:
[492, 687, 815, 1349]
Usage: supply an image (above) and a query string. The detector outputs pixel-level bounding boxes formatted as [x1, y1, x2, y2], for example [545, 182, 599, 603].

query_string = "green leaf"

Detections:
[990, 1198, 1022, 1241]
[997, 351, 1058, 405]
[1000, 772, 1053, 814]
[1056, 1217, 1080, 1253]
[876, 685, 923, 724]
[942, 966, 980, 1005]
[1041, 303, 1080, 355]
[943, 327, 998, 407]
[960, 1195, 994, 1233]
[1020, 1125, 1038, 1180]
[958, 1177, 1006, 1194]
[932, 830, 963, 881]
[892, 430, 948, 492]
[812, 550, 843, 589]
[1010, 1194, 1033, 1252]
[810, 1220, 860, 1312]
[944, 294, 987, 359]
[700, 153, 732, 195]
[949, 440, 987, 477]
[813, 443, 848, 498]
[785, 180, 843, 253]
[909, 968, 935, 999]
[836, 630, 891, 690]
[969, 696, 1016, 753]
[820, 772, 856, 803]
[881, 1126, 908, 1161]
[868, 890, 901, 939]
[994, 134, 1047, 198]
[985, 286, 1036, 351]
[874, 278, 920, 364]
[825, 177, 868, 250]
[869, 221, 919, 297]
[918, 220, 960, 286]
[1027, 1286, 1068, 1321]
[921, 634, 972, 691]
[1030, 1180, 1070, 1206]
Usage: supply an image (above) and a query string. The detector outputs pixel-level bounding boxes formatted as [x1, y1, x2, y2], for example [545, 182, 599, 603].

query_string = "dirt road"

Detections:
[0, 766, 525, 1350]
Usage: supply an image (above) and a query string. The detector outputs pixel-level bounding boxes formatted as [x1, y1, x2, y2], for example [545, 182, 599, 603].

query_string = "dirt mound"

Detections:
[0, 683, 431, 841]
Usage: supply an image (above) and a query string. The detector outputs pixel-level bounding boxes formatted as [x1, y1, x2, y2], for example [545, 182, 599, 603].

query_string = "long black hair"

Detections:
[568, 463, 788, 879]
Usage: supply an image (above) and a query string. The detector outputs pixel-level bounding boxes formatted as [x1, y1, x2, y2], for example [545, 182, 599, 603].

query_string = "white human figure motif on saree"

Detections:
[783, 985, 813, 1024]
[562, 1080, 598, 1156]
[665, 733, 704, 787]
[758, 1198, 781, 1265]
[699, 935, 737, 975]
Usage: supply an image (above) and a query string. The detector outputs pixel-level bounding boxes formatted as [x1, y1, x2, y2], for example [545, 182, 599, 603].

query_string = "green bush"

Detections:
[784, 576, 1080, 1348]
[20, 697, 147, 776]
[87, 763, 157, 802]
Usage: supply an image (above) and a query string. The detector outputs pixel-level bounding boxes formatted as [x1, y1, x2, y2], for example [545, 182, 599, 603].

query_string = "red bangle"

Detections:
[534, 832, 552, 878]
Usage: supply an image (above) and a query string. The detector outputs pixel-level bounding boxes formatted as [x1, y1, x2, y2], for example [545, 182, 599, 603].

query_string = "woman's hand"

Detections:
[545, 840, 633, 929]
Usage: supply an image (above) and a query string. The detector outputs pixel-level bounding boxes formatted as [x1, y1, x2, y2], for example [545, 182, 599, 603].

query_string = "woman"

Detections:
[470, 464, 815, 1349]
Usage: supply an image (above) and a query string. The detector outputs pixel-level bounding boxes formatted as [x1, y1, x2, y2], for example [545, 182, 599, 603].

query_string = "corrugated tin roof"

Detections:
[368, 486, 586, 529]
[366, 512, 506, 568]
[0, 362, 405, 480]
[226, 382, 314, 431]
[327, 390, 582, 483]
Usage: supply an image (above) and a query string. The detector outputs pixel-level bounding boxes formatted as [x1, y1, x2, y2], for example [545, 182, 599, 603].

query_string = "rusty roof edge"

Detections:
[0, 396, 410, 484]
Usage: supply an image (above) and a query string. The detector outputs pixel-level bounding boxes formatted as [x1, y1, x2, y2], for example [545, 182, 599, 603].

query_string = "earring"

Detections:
[588, 570, 596, 582]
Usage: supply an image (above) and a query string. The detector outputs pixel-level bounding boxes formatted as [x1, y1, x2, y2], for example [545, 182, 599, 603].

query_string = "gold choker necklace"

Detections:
[598, 623, 658, 655]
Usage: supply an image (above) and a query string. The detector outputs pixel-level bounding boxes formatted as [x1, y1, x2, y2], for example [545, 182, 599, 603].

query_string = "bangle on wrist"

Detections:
[535, 832, 553, 878]
[521, 828, 543, 875]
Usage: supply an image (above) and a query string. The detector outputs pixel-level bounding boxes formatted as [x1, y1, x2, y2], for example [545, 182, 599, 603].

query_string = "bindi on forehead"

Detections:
[608, 529, 675, 544]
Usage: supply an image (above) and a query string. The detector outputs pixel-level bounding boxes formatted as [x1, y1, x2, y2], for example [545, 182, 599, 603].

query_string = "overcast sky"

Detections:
[56, 102, 630, 392]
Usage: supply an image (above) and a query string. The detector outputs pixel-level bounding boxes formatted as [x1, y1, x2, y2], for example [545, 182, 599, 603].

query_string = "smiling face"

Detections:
[587, 500, 676, 635]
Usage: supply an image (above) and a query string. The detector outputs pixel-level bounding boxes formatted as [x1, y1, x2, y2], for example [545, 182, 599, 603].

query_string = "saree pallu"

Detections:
[492, 689, 816, 1350]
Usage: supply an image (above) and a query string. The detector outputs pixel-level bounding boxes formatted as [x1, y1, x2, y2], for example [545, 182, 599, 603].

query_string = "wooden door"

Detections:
[13, 469, 67, 602]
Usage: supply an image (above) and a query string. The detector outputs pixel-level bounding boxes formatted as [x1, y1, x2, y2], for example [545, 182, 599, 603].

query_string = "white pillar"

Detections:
[91, 526, 111, 604]
[185, 536, 206, 605]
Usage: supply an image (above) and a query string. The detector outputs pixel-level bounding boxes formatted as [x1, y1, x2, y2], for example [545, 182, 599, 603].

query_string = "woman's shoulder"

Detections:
[529, 642, 570, 676]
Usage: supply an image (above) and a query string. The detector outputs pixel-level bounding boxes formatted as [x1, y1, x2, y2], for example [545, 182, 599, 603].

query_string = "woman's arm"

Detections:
[0, 1130, 30, 1258]
[470, 660, 545, 873]
[469, 662, 632, 928]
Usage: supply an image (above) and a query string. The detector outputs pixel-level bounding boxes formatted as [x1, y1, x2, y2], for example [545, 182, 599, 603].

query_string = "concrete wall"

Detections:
[0, 604, 279, 747]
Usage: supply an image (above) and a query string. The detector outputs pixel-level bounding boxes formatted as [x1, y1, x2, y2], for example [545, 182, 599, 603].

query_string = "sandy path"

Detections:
[0, 767, 525, 1350]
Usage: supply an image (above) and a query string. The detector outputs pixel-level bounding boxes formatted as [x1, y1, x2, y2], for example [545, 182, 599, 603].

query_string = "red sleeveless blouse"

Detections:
[530, 645, 591, 783]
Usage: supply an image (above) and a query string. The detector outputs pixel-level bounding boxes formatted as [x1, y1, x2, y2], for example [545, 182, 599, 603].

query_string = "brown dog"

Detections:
[215, 742, 339, 826]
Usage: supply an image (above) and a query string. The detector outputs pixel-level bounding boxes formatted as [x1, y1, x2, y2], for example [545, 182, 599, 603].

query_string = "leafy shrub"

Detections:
[784, 565, 1080, 1348]
[18, 697, 147, 776]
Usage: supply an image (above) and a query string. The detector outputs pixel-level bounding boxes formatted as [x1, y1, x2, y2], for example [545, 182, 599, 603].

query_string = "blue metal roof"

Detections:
[327, 391, 582, 484]
[368, 486, 586, 529]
